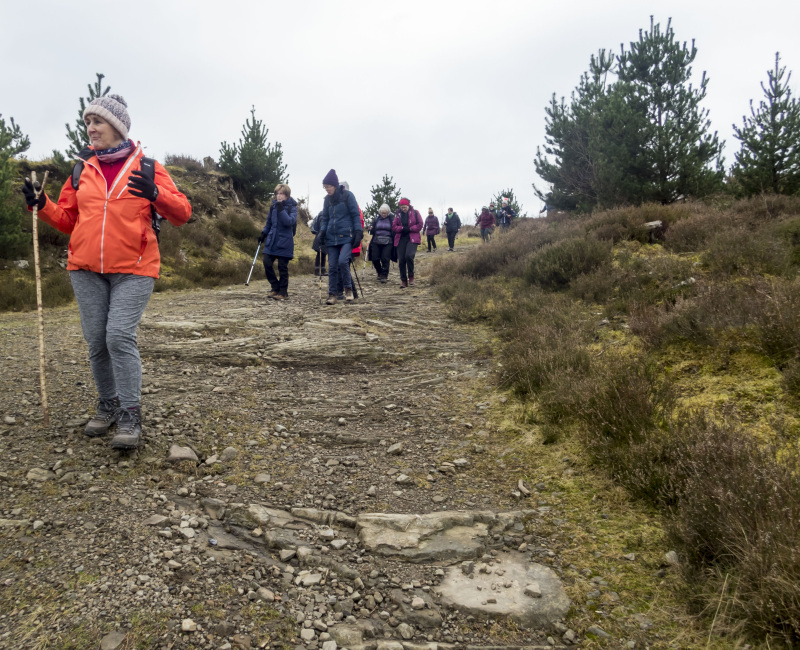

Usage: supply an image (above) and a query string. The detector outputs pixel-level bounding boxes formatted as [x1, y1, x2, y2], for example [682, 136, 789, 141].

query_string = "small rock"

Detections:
[167, 446, 198, 463]
[624, 553, 636, 562]
[300, 628, 316, 641]
[397, 622, 414, 640]
[181, 618, 197, 632]
[524, 582, 542, 598]
[254, 473, 271, 484]
[279, 549, 296, 561]
[143, 515, 168, 526]
[3, 415, 16, 425]
[337, 418, 346, 426]
[204, 454, 218, 466]
[322, 641, 337, 650]
[100, 631, 127, 650]
[395, 474, 412, 485]
[220, 447, 238, 462]
[587, 625, 611, 639]
[26, 468, 55, 482]
[257, 587, 275, 602]
[366, 485, 377, 497]
[386, 443, 403, 455]
[410, 597, 425, 610]
[665, 550, 679, 566]
[32, 520, 44, 531]
[330, 539, 348, 550]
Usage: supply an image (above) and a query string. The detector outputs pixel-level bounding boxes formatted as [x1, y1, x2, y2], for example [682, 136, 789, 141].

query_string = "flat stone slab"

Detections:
[357, 511, 500, 563]
[435, 552, 570, 628]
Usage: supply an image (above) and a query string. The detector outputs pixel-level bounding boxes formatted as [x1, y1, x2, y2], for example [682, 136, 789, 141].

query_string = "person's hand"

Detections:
[258, 234, 266, 244]
[127, 170, 159, 201]
[276, 200, 285, 210]
[22, 178, 46, 210]
[352, 231, 363, 247]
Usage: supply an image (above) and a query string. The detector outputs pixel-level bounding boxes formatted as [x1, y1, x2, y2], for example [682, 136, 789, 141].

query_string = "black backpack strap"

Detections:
[70, 147, 95, 190]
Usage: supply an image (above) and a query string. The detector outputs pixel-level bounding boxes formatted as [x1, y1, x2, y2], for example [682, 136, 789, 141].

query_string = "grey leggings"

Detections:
[69, 271, 154, 409]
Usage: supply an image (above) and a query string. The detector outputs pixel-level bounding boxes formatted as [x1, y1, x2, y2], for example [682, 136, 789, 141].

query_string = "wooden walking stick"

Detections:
[30, 171, 50, 427]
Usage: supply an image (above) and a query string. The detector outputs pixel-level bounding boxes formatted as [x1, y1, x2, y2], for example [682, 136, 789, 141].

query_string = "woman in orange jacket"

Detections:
[22, 94, 191, 450]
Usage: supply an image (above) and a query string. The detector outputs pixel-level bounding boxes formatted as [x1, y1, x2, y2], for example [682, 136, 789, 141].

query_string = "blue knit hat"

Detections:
[322, 169, 339, 187]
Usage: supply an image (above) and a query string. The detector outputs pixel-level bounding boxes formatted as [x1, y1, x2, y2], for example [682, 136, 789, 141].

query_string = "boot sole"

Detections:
[110, 437, 143, 450]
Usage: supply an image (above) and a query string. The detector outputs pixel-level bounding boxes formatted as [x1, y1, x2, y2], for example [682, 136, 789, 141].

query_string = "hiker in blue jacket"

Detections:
[259, 183, 297, 300]
[319, 169, 363, 305]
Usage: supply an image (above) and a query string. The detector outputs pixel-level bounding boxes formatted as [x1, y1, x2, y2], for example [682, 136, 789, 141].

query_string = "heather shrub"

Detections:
[525, 237, 612, 290]
[164, 153, 204, 172]
[703, 227, 794, 276]
[665, 415, 800, 643]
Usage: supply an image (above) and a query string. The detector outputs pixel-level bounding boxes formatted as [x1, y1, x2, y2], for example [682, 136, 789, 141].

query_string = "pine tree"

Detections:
[0, 114, 31, 259]
[363, 174, 402, 226]
[616, 17, 724, 203]
[534, 18, 723, 210]
[732, 52, 800, 196]
[490, 188, 525, 217]
[219, 106, 287, 207]
[65, 73, 110, 158]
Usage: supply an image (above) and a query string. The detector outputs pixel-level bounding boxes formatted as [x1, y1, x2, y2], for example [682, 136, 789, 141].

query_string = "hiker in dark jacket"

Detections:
[392, 198, 423, 288]
[498, 200, 516, 229]
[259, 183, 297, 300]
[310, 211, 327, 276]
[423, 208, 440, 252]
[478, 206, 495, 243]
[369, 203, 393, 283]
[443, 208, 460, 251]
[319, 169, 363, 305]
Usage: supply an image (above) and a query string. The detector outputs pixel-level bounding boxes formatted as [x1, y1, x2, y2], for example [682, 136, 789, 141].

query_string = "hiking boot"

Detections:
[344, 288, 354, 302]
[337, 293, 345, 300]
[380, 277, 387, 284]
[326, 294, 338, 305]
[84, 397, 120, 437]
[267, 290, 279, 299]
[110, 406, 142, 450]
[274, 293, 288, 301]
[400, 280, 408, 288]
[409, 277, 415, 286]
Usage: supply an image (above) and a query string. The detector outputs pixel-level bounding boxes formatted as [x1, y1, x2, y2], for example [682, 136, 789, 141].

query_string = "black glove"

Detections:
[127, 170, 159, 201]
[402, 226, 410, 235]
[258, 234, 266, 244]
[22, 179, 46, 210]
[276, 200, 285, 210]
[352, 231, 363, 247]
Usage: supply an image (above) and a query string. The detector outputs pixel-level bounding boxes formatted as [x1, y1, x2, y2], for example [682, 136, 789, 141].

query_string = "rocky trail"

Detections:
[0, 251, 658, 649]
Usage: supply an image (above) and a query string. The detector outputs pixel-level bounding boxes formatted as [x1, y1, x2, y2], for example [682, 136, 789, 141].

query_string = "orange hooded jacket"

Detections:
[37, 142, 191, 278]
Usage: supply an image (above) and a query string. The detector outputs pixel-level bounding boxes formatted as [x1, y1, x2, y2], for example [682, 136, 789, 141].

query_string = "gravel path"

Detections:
[0, 251, 593, 649]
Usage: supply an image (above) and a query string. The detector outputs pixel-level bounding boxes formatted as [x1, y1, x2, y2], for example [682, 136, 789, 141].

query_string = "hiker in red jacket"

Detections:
[392, 198, 423, 287]
[478, 206, 495, 243]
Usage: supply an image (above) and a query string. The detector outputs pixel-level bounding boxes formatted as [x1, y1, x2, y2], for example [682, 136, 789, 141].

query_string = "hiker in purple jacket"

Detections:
[392, 198, 423, 288]
[423, 208, 440, 252]
[369, 203, 393, 283]
[478, 206, 495, 243]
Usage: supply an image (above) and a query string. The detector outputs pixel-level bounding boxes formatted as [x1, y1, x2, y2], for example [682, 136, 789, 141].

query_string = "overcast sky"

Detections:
[2, 0, 799, 219]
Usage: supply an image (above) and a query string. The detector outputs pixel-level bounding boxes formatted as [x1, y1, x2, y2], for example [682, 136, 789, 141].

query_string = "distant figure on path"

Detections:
[21, 93, 192, 450]
[443, 207, 461, 251]
[259, 183, 297, 300]
[369, 203, 393, 283]
[478, 206, 495, 243]
[319, 169, 363, 305]
[423, 208, 440, 252]
[392, 198, 423, 288]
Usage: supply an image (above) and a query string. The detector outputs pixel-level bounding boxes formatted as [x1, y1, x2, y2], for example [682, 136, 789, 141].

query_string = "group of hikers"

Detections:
[262, 168, 464, 305]
[16, 91, 507, 452]
[476, 200, 517, 242]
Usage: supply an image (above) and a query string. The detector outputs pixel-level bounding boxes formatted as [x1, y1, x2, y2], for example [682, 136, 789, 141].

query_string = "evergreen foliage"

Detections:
[490, 188, 525, 217]
[0, 114, 31, 259]
[219, 106, 287, 207]
[363, 174, 402, 225]
[65, 73, 110, 159]
[732, 53, 800, 196]
[534, 17, 723, 211]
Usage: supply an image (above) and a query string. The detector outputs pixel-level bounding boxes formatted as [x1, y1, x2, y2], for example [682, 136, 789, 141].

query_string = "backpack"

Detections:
[72, 148, 163, 242]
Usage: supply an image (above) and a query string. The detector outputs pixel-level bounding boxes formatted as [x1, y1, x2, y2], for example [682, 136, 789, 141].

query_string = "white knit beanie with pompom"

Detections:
[83, 94, 131, 139]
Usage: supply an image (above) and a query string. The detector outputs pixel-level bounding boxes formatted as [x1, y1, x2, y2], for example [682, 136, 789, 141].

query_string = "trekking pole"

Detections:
[351, 259, 365, 299]
[30, 171, 50, 427]
[245, 242, 261, 286]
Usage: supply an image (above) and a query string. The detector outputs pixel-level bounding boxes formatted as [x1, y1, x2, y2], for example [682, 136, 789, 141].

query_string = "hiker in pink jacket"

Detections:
[392, 198, 423, 287]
